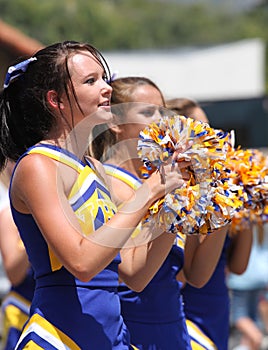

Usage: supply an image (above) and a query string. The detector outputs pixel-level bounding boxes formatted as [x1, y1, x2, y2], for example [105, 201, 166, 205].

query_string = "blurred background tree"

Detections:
[0, 0, 267, 91]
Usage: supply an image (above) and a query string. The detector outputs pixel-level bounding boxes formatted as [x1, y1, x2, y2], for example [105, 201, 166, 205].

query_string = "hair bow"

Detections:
[109, 70, 119, 84]
[3, 57, 37, 89]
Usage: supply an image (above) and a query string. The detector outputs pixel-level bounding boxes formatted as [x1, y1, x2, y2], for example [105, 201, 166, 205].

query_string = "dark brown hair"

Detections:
[0, 41, 111, 170]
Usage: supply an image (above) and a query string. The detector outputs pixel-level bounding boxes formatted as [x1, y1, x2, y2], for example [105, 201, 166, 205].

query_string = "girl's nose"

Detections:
[101, 79, 113, 94]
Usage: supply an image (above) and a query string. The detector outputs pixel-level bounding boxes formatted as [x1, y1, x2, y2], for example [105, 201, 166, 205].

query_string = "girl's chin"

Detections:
[95, 108, 113, 122]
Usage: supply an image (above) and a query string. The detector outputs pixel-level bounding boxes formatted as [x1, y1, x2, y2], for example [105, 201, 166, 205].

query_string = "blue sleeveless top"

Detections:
[11, 145, 132, 350]
[104, 164, 191, 349]
[104, 163, 185, 321]
[181, 235, 231, 350]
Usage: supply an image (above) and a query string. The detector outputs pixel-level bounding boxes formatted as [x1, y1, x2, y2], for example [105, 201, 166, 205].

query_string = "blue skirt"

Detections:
[15, 285, 134, 349]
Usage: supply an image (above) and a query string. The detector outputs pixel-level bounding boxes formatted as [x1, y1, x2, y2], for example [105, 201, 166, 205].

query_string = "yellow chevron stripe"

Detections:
[2, 304, 29, 347]
[22, 340, 44, 349]
[19, 313, 80, 349]
[186, 319, 217, 350]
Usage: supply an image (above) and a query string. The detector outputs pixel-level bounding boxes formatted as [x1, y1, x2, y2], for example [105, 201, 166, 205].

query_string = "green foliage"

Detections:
[0, 0, 265, 48]
[0, 0, 267, 90]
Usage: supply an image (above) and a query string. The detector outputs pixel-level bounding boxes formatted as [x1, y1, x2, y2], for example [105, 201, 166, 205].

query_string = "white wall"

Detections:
[104, 38, 265, 101]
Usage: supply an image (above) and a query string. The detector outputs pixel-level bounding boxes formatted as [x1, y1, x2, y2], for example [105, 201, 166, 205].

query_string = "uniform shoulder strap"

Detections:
[103, 163, 142, 190]
[27, 144, 85, 173]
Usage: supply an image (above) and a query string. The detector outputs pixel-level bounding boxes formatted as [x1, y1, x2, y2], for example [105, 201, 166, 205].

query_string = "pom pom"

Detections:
[226, 148, 268, 234]
[138, 115, 242, 235]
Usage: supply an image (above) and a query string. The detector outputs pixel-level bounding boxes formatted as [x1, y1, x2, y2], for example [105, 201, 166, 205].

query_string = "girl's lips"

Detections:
[98, 101, 111, 111]
[98, 104, 111, 112]
[98, 100, 110, 107]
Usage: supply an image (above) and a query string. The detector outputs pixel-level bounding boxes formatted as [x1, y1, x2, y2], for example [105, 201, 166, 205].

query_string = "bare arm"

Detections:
[102, 167, 188, 291]
[182, 224, 229, 288]
[119, 232, 175, 291]
[227, 224, 253, 274]
[0, 206, 29, 286]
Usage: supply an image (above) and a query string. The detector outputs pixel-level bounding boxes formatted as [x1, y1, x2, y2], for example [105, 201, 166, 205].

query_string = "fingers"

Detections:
[172, 150, 191, 167]
[162, 161, 191, 183]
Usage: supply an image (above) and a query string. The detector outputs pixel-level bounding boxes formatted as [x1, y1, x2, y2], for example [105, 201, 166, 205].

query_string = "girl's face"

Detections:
[116, 84, 164, 141]
[63, 51, 112, 126]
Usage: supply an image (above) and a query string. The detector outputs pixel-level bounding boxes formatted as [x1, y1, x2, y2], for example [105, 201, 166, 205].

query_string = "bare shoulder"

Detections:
[11, 153, 64, 212]
[12, 153, 58, 186]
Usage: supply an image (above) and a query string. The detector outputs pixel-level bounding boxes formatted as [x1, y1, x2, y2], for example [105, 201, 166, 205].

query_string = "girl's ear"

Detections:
[46, 90, 64, 110]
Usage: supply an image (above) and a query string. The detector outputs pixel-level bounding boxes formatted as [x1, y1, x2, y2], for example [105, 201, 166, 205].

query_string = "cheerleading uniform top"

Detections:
[181, 235, 231, 350]
[104, 163, 191, 349]
[11, 144, 132, 350]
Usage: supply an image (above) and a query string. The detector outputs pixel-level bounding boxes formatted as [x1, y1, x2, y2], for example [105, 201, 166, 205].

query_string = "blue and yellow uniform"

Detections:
[181, 236, 231, 350]
[1, 267, 35, 350]
[104, 164, 191, 350]
[11, 144, 135, 350]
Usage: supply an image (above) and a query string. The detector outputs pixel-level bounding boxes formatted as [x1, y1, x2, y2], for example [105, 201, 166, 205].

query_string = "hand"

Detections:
[145, 158, 191, 205]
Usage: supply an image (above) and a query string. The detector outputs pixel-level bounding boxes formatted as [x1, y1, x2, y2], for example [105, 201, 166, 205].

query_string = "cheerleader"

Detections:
[0, 41, 186, 349]
[167, 97, 253, 350]
[91, 77, 229, 349]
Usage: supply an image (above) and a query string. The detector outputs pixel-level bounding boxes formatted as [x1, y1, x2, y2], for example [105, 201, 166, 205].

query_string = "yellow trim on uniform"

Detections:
[69, 166, 117, 236]
[2, 290, 31, 308]
[104, 164, 141, 190]
[18, 313, 81, 349]
[191, 340, 209, 350]
[2, 304, 29, 347]
[22, 340, 44, 349]
[186, 319, 217, 350]
[175, 231, 186, 250]
[28, 147, 83, 173]
[48, 248, 63, 272]
[1, 291, 31, 348]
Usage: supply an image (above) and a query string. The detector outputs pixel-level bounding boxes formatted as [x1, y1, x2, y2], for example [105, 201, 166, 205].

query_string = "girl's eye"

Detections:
[85, 77, 95, 85]
[139, 108, 155, 117]
[159, 107, 166, 117]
